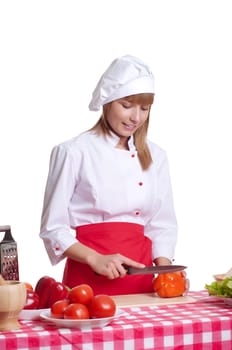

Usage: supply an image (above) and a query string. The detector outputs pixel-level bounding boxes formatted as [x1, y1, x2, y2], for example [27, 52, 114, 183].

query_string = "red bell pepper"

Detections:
[35, 276, 69, 308]
[47, 281, 69, 307]
[35, 276, 56, 308]
[23, 290, 40, 309]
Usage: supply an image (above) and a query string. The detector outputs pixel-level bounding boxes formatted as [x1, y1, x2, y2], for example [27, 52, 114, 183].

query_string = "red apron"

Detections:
[62, 222, 154, 295]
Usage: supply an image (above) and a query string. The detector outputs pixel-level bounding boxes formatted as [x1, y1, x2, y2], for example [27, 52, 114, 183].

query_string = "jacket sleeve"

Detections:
[39, 144, 79, 265]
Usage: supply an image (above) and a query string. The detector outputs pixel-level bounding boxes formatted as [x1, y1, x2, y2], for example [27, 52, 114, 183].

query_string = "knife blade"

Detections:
[124, 264, 187, 275]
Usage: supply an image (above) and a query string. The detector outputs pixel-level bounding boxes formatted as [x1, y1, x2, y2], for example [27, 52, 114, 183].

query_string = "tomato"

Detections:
[51, 299, 70, 318]
[68, 284, 94, 305]
[24, 282, 33, 291]
[63, 303, 90, 319]
[88, 294, 116, 318]
[152, 272, 187, 298]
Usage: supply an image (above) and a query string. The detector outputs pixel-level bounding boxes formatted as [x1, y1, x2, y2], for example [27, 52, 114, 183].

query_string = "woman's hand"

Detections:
[88, 253, 145, 280]
[153, 257, 172, 266]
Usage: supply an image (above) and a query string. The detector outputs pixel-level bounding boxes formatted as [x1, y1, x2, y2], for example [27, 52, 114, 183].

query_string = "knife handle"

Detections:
[122, 264, 131, 274]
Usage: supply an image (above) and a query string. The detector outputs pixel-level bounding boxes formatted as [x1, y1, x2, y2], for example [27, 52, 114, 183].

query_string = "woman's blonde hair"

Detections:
[90, 93, 154, 170]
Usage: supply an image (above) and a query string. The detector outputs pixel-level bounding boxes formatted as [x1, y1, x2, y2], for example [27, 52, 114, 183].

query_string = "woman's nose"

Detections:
[130, 108, 141, 122]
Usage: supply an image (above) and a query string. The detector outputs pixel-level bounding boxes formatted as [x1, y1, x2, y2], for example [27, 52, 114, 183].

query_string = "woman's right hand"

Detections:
[87, 252, 145, 280]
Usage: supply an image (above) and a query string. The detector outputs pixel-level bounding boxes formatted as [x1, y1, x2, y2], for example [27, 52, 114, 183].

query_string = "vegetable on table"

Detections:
[35, 276, 69, 308]
[23, 290, 39, 310]
[205, 276, 232, 297]
[51, 299, 70, 318]
[49, 285, 116, 320]
[152, 271, 187, 298]
[64, 303, 90, 319]
[68, 284, 94, 305]
[48, 281, 69, 306]
[88, 294, 116, 318]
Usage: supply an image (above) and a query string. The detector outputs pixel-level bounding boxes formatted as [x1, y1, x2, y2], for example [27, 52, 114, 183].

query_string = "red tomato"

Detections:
[51, 299, 70, 318]
[63, 303, 90, 319]
[24, 282, 33, 291]
[88, 294, 116, 318]
[68, 284, 94, 305]
[152, 272, 186, 298]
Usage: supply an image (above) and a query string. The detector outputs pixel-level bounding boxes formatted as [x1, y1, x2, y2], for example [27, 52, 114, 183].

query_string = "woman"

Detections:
[39, 55, 178, 295]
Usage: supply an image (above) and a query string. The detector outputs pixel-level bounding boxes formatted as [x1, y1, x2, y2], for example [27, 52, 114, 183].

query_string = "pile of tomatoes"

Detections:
[23, 281, 116, 320]
[50, 284, 116, 320]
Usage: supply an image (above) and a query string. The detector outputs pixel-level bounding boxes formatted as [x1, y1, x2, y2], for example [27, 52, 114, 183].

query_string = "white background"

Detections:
[0, 0, 231, 291]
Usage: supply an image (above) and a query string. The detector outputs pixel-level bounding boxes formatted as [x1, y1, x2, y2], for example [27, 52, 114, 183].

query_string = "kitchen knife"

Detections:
[124, 264, 187, 275]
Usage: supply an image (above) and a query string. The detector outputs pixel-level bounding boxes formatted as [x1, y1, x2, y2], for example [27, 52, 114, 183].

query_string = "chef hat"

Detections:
[88, 55, 155, 111]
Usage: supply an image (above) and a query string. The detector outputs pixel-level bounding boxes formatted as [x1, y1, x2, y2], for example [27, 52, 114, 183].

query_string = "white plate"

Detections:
[40, 308, 123, 330]
[19, 308, 50, 321]
[207, 295, 232, 306]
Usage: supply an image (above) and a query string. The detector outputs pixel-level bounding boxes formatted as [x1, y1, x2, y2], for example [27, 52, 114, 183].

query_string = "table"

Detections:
[1, 291, 232, 350]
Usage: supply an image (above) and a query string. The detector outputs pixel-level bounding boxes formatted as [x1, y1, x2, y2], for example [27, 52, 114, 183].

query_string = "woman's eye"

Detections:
[122, 103, 131, 109]
[141, 106, 149, 111]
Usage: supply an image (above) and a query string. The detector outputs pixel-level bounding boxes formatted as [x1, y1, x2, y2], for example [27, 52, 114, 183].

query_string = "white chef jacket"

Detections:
[40, 131, 177, 265]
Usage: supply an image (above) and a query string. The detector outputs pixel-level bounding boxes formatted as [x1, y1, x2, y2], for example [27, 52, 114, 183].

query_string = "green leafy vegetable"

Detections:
[205, 276, 232, 297]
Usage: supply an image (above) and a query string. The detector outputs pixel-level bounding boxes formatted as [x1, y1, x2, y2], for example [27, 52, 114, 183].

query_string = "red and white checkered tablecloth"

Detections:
[1, 291, 232, 350]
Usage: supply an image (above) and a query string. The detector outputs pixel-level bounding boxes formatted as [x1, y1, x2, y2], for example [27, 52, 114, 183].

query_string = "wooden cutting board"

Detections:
[112, 293, 196, 308]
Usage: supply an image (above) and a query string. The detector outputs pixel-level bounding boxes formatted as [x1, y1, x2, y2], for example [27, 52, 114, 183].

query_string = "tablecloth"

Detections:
[1, 291, 232, 350]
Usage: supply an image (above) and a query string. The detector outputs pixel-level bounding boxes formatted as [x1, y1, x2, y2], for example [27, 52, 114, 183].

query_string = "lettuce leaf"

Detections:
[205, 276, 232, 297]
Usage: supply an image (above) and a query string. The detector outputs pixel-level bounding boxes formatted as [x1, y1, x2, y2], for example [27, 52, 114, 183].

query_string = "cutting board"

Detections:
[112, 293, 196, 308]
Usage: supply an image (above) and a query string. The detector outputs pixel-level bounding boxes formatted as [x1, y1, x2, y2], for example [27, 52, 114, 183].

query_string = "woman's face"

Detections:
[105, 97, 151, 143]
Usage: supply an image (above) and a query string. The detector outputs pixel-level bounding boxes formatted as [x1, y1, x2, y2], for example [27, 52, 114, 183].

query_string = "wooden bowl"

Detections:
[0, 281, 26, 331]
[213, 268, 232, 282]
[213, 274, 226, 281]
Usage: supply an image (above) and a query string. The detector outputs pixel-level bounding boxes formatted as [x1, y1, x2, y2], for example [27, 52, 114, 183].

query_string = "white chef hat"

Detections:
[88, 55, 155, 111]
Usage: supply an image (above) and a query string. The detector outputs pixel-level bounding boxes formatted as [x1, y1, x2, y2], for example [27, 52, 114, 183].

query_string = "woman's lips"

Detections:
[123, 123, 137, 131]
